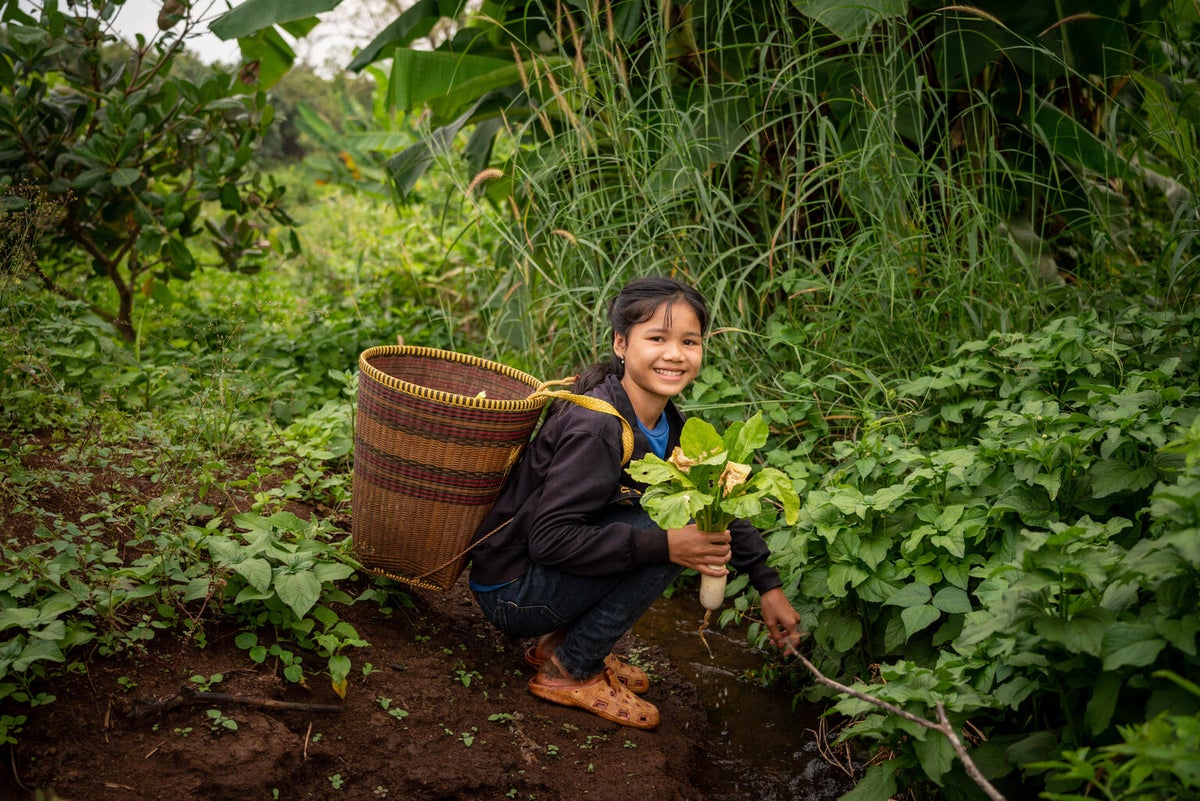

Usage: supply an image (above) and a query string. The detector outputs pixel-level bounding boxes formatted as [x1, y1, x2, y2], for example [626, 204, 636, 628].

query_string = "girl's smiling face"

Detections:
[613, 299, 703, 427]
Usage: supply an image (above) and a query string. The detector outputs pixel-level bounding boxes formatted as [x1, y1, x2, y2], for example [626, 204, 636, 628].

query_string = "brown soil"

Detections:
[0, 433, 736, 801]
[4, 578, 711, 801]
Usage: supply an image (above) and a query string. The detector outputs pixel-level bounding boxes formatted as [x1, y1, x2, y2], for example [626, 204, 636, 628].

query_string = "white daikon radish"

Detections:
[699, 571, 726, 611]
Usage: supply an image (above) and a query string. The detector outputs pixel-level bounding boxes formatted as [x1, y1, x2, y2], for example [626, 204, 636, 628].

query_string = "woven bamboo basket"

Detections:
[352, 345, 554, 591]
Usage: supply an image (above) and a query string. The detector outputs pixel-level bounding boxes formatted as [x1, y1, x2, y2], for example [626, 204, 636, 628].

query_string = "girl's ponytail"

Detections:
[573, 358, 622, 395]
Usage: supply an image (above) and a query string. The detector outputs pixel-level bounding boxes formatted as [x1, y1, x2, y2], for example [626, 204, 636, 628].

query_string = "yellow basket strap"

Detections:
[528, 383, 635, 466]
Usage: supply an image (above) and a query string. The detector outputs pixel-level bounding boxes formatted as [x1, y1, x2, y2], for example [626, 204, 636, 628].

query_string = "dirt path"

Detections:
[3, 574, 714, 801]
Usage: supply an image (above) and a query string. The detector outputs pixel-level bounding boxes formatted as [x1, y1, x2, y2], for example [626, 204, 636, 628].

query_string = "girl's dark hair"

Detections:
[573, 276, 709, 394]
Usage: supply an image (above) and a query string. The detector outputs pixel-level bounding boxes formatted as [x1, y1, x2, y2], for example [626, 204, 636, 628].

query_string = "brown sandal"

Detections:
[524, 647, 651, 694]
[528, 669, 659, 730]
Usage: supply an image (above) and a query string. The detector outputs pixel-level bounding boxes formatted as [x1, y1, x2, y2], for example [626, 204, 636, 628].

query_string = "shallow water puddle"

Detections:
[634, 594, 854, 801]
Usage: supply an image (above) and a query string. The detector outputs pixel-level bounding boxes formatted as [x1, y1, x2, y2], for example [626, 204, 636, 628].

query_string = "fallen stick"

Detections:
[132, 686, 344, 718]
[785, 641, 1006, 801]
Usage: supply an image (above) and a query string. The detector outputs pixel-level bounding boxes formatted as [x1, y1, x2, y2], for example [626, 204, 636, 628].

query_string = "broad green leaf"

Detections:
[13, 638, 64, 671]
[1101, 623, 1167, 670]
[233, 557, 273, 593]
[1006, 730, 1061, 767]
[384, 49, 513, 113]
[883, 614, 908, 652]
[268, 510, 308, 533]
[328, 654, 351, 699]
[679, 416, 724, 460]
[753, 468, 801, 524]
[856, 536, 891, 570]
[900, 604, 941, 639]
[726, 412, 769, 463]
[1036, 608, 1112, 658]
[1158, 616, 1200, 657]
[793, 0, 906, 42]
[183, 577, 211, 602]
[1083, 672, 1121, 735]
[827, 563, 868, 596]
[934, 505, 964, 531]
[914, 730, 956, 784]
[883, 582, 932, 609]
[1030, 96, 1137, 180]
[930, 527, 966, 558]
[869, 484, 908, 510]
[209, 0, 341, 39]
[901, 524, 936, 554]
[994, 676, 1036, 709]
[274, 570, 322, 619]
[1090, 458, 1158, 499]
[348, 0, 463, 70]
[626, 456, 688, 486]
[207, 537, 241, 564]
[913, 564, 942, 587]
[817, 608, 864, 653]
[385, 100, 481, 201]
[427, 61, 548, 123]
[312, 562, 355, 584]
[721, 492, 763, 521]
[836, 759, 898, 801]
[29, 619, 64, 642]
[828, 487, 867, 516]
[857, 576, 902, 604]
[110, 167, 140, 188]
[932, 586, 971, 614]
[232, 512, 273, 533]
[234, 585, 274, 604]
[640, 488, 711, 530]
[235, 25, 298, 89]
[940, 560, 970, 590]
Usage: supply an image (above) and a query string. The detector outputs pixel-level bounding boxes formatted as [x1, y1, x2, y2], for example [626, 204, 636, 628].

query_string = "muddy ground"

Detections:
[4, 574, 715, 801]
[0, 432, 847, 801]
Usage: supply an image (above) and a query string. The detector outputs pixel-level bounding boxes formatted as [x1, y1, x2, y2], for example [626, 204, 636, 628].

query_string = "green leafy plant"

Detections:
[207, 511, 366, 697]
[779, 307, 1200, 800]
[206, 708, 239, 734]
[627, 412, 800, 623]
[1035, 672, 1200, 801]
[0, 0, 298, 341]
[451, 662, 482, 688]
[377, 697, 409, 722]
[189, 674, 224, 693]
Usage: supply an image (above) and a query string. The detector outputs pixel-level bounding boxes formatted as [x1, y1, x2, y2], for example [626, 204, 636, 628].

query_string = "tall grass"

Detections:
[414, 1, 1195, 428]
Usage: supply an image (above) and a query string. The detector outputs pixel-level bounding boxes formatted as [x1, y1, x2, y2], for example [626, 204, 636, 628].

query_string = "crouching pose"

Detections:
[469, 276, 801, 729]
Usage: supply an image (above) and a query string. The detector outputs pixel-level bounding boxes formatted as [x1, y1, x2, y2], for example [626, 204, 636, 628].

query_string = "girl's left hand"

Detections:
[759, 587, 804, 651]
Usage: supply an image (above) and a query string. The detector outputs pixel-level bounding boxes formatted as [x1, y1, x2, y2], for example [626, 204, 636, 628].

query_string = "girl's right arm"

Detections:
[525, 426, 667, 574]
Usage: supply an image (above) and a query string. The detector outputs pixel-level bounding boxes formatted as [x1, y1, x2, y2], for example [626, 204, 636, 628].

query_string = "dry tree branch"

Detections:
[131, 686, 344, 718]
[787, 646, 1007, 801]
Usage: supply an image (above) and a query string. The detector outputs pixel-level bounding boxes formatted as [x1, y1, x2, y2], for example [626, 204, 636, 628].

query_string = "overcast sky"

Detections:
[110, 0, 371, 71]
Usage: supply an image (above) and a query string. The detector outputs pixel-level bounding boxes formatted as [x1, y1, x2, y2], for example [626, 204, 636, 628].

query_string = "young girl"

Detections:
[468, 276, 802, 729]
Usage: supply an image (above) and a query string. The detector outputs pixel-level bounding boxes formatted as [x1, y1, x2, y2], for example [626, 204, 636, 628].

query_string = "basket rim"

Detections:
[359, 345, 550, 411]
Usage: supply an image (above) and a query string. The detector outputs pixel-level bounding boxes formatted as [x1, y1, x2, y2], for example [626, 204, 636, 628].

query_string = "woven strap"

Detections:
[528, 380, 635, 466]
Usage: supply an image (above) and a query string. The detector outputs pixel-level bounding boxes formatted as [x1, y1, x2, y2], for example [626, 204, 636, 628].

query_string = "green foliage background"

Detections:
[2, 0, 1200, 799]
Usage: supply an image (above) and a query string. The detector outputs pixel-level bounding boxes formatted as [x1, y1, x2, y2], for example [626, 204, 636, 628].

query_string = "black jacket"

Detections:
[468, 375, 783, 594]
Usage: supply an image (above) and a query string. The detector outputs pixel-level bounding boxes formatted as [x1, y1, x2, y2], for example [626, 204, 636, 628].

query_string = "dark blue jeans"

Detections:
[473, 505, 681, 680]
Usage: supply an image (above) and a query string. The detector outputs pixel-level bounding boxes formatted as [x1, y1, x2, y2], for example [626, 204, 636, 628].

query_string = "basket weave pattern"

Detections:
[352, 346, 548, 590]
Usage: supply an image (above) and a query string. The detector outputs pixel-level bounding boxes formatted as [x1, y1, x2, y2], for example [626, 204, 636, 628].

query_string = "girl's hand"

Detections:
[666, 524, 731, 576]
[760, 587, 804, 651]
